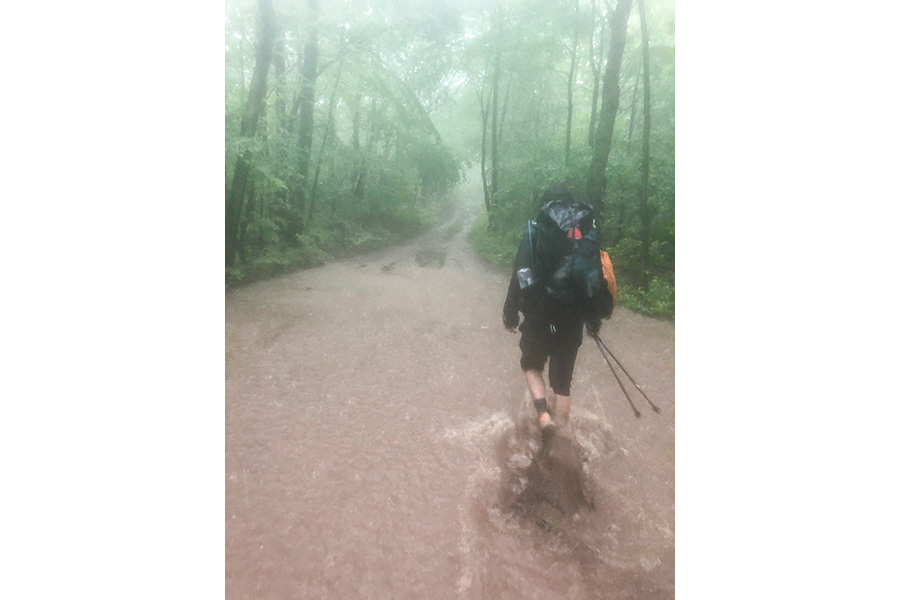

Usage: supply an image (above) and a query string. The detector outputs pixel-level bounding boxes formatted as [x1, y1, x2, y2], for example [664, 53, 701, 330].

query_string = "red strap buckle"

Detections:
[566, 227, 583, 240]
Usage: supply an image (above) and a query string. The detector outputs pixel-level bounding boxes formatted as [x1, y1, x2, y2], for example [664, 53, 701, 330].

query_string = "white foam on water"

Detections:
[440, 412, 514, 449]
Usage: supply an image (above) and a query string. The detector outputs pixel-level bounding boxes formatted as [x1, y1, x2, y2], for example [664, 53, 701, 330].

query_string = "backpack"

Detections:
[527, 199, 615, 323]
[599, 249, 618, 317]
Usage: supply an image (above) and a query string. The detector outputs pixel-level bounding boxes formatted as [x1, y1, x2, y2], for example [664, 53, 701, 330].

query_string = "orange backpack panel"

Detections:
[600, 250, 617, 316]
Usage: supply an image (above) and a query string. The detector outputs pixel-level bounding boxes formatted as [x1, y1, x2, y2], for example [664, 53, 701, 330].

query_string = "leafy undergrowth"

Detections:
[615, 279, 675, 319]
[466, 213, 521, 268]
[225, 206, 440, 289]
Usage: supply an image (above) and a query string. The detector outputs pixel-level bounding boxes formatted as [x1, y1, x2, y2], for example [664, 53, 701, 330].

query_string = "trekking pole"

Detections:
[591, 333, 661, 414]
[594, 335, 641, 418]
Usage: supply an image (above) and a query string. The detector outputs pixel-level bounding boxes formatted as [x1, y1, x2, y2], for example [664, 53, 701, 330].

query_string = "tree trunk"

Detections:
[239, 180, 256, 259]
[489, 36, 501, 202]
[352, 95, 361, 151]
[287, 0, 319, 239]
[308, 51, 345, 225]
[349, 93, 362, 202]
[272, 36, 287, 133]
[627, 70, 640, 148]
[565, 0, 579, 169]
[225, 0, 276, 267]
[270, 34, 290, 230]
[355, 98, 377, 205]
[239, 27, 246, 94]
[586, 0, 633, 213]
[498, 74, 512, 149]
[478, 87, 492, 227]
[637, 0, 652, 290]
[588, 0, 605, 148]
[531, 81, 546, 205]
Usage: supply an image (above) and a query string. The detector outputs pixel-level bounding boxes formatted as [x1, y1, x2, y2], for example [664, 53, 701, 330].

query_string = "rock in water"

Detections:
[415, 246, 446, 268]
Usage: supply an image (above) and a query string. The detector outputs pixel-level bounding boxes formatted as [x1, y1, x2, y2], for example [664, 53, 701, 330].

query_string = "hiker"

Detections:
[502, 181, 615, 430]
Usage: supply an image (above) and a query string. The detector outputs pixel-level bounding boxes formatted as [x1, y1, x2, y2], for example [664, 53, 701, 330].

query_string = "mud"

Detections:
[225, 187, 674, 599]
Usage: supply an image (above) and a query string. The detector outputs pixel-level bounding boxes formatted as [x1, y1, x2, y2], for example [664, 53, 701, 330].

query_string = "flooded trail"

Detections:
[225, 194, 675, 599]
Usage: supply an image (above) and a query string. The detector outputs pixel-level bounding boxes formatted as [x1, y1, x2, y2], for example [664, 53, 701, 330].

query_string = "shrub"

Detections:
[616, 277, 675, 319]
[467, 213, 521, 268]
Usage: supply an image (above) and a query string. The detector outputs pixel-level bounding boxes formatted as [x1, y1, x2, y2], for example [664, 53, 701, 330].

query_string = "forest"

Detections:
[225, 0, 674, 318]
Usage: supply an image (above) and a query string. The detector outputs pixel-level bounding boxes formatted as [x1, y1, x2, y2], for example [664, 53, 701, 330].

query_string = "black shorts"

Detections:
[519, 318, 583, 396]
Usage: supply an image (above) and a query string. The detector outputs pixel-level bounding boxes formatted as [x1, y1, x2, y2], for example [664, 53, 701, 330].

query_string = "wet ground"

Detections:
[225, 195, 674, 599]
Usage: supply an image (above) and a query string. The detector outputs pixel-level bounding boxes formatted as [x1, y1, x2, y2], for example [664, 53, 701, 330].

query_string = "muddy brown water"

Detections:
[225, 205, 674, 599]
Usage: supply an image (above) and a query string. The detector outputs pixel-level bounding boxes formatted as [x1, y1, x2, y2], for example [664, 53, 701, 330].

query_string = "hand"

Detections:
[505, 324, 518, 333]
[586, 319, 601, 338]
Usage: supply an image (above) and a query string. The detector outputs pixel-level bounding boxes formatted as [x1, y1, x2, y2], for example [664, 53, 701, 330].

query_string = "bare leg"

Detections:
[555, 394, 571, 425]
[524, 369, 545, 402]
[524, 369, 553, 427]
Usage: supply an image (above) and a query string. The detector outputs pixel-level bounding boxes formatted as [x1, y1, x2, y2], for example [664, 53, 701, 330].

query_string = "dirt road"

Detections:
[225, 193, 675, 599]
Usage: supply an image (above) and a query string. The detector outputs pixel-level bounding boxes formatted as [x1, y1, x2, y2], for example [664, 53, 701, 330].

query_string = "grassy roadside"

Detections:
[225, 205, 443, 290]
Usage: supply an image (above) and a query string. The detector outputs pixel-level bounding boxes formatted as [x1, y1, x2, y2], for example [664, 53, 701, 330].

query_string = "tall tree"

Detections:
[307, 48, 346, 224]
[626, 70, 640, 148]
[225, 0, 276, 267]
[478, 82, 492, 222]
[637, 0, 652, 289]
[272, 36, 288, 133]
[564, 0, 579, 169]
[476, 10, 505, 230]
[587, 0, 606, 148]
[586, 0, 633, 213]
[489, 22, 502, 202]
[287, 0, 320, 238]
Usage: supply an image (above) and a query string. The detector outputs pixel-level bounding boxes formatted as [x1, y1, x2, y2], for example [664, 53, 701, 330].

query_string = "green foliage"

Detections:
[225, 200, 440, 288]
[401, 140, 463, 194]
[366, 164, 420, 211]
[616, 278, 675, 319]
[224, 0, 674, 313]
[244, 215, 283, 246]
[467, 213, 521, 268]
[225, 264, 245, 282]
[225, 247, 309, 285]
[225, 0, 465, 281]
[607, 237, 642, 277]
[294, 232, 330, 264]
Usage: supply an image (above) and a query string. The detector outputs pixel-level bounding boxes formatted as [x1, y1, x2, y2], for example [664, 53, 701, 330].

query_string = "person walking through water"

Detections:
[502, 181, 615, 432]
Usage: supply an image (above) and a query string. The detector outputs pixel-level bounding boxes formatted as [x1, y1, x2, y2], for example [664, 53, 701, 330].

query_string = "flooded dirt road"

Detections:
[225, 197, 674, 599]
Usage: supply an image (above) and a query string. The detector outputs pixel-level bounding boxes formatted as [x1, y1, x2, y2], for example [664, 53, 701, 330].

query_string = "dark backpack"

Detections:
[528, 200, 611, 323]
